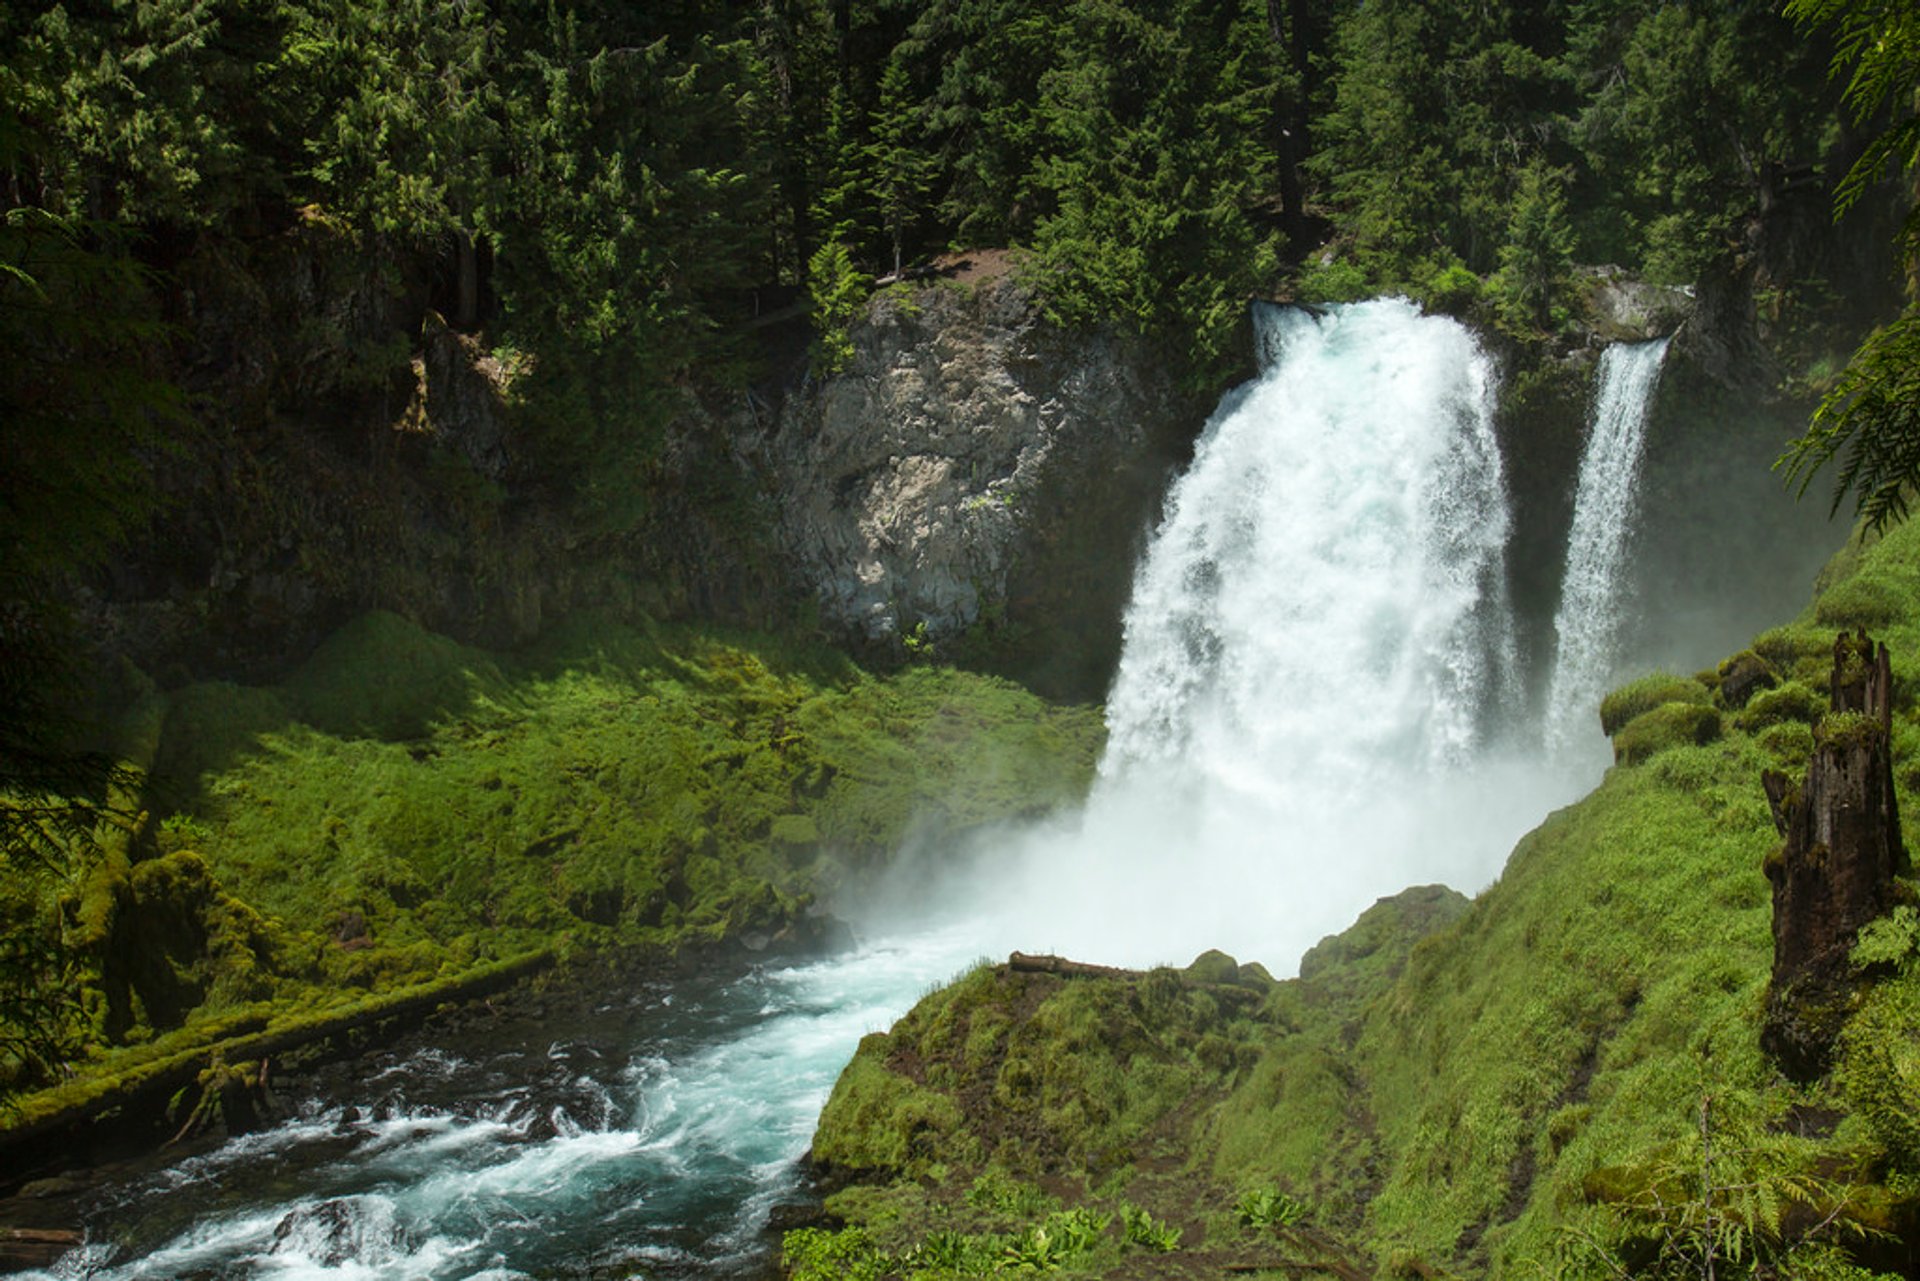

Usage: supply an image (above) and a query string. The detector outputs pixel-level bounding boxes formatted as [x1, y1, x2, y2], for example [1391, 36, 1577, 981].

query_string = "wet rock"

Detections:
[1717, 649, 1777, 711]
[0, 1227, 83, 1271]
[1578, 266, 1693, 343]
[270, 1197, 407, 1267]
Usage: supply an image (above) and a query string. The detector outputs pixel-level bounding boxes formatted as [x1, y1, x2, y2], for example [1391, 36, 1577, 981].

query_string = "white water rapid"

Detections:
[1542, 336, 1672, 754]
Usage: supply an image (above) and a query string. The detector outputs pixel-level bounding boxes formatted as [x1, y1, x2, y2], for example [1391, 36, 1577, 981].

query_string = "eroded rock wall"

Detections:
[763, 277, 1219, 699]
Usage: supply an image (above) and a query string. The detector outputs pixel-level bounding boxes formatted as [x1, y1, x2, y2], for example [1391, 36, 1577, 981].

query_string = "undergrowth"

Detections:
[1, 609, 1103, 1113]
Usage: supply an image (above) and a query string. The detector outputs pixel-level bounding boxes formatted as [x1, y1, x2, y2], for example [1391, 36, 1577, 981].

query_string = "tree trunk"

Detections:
[1760, 631, 1909, 1079]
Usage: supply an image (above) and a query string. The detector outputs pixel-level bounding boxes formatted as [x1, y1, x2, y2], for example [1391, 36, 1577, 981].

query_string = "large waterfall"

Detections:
[990, 300, 1576, 971]
[1542, 337, 1672, 752]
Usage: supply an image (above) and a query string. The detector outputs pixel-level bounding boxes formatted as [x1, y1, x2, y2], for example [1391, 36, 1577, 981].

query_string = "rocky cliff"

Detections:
[758, 275, 1219, 699]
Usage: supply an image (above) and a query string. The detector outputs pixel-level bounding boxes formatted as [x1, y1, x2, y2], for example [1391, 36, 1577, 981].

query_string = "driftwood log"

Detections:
[1759, 631, 1910, 1079]
[1007, 952, 1139, 979]
[0, 1228, 84, 1272]
[0, 949, 553, 1175]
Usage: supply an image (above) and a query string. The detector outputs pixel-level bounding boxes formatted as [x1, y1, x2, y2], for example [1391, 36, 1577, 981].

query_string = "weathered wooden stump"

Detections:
[1759, 631, 1910, 1079]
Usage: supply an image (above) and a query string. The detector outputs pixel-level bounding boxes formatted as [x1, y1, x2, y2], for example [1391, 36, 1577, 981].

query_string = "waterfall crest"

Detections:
[1542, 337, 1672, 751]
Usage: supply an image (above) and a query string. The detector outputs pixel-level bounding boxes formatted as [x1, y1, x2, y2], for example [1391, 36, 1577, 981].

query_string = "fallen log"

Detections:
[0, 948, 554, 1166]
[1, 1228, 84, 1271]
[1007, 952, 1139, 979]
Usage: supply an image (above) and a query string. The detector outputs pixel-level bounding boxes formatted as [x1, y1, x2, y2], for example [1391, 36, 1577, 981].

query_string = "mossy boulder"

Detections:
[1612, 701, 1722, 765]
[283, 609, 503, 740]
[1736, 680, 1824, 732]
[1598, 672, 1711, 737]
[1296, 884, 1470, 1008]
[1716, 650, 1778, 710]
[810, 1042, 968, 1178]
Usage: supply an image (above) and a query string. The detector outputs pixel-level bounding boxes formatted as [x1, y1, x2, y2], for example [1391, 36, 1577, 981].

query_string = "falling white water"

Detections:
[959, 299, 1588, 974]
[1542, 337, 1672, 753]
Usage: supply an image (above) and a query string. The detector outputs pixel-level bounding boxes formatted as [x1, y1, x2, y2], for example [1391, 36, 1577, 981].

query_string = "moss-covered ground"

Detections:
[0, 609, 1103, 1138]
[790, 518, 1920, 1279]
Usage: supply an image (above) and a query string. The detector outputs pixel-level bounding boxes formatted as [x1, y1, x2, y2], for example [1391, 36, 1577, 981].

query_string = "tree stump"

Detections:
[1760, 631, 1910, 1079]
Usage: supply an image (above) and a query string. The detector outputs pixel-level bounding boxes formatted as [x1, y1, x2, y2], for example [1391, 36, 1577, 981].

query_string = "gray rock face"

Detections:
[765, 277, 1214, 696]
[422, 311, 512, 480]
[1578, 266, 1693, 343]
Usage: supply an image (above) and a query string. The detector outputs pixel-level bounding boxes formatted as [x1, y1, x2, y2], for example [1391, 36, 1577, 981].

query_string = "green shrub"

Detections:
[1236, 1186, 1307, 1229]
[1814, 575, 1909, 630]
[1599, 673, 1711, 737]
[1736, 680, 1824, 732]
[782, 1226, 892, 1281]
[1612, 703, 1722, 766]
[1120, 1203, 1181, 1252]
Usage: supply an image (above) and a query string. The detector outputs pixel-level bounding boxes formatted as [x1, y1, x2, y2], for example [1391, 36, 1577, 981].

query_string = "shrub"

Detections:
[1814, 575, 1908, 630]
[1612, 703, 1721, 766]
[1736, 681, 1824, 732]
[1120, 1203, 1181, 1252]
[1599, 673, 1711, 737]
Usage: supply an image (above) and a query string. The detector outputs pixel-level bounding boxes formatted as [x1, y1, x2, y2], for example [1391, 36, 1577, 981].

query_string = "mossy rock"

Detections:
[153, 681, 294, 797]
[1735, 680, 1824, 732]
[1715, 650, 1777, 711]
[1185, 949, 1242, 986]
[1814, 575, 1909, 631]
[284, 610, 503, 740]
[1752, 624, 1836, 686]
[1612, 702, 1721, 766]
[1756, 720, 1816, 770]
[1598, 673, 1710, 737]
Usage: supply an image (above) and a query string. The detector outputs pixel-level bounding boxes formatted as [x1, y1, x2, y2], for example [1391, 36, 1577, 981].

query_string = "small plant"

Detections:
[902, 619, 934, 660]
[1120, 1203, 1181, 1252]
[781, 1226, 892, 1281]
[1045, 1207, 1110, 1254]
[1236, 1186, 1307, 1229]
[967, 1170, 1057, 1220]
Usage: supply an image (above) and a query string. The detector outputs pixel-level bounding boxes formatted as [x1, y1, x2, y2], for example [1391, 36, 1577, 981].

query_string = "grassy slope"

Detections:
[792, 519, 1920, 1279]
[0, 609, 1104, 1128]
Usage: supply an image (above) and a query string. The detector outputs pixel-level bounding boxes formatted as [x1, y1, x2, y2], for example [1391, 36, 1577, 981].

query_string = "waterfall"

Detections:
[1542, 337, 1672, 752]
[1102, 299, 1516, 784]
[994, 299, 1568, 972]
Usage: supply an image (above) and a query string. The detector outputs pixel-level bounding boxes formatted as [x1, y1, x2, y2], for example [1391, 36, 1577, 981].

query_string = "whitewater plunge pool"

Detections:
[19, 927, 986, 1280]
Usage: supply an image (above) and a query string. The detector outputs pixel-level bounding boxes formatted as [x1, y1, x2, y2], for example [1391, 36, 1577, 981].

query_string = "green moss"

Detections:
[1736, 680, 1824, 732]
[10, 608, 1105, 1121]
[1814, 576, 1909, 631]
[282, 609, 504, 740]
[811, 1041, 967, 1177]
[1598, 672, 1710, 737]
[1611, 702, 1721, 766]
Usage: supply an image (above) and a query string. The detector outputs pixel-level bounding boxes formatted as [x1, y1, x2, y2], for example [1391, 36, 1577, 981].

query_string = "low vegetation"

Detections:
[0, 609, 1104, 1126]
[785, 520, 1920, 1277]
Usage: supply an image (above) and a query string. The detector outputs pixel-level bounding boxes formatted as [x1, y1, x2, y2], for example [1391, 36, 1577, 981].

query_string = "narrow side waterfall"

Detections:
[982, 299, 1581, 972]
[1542, 337, 1672, 751]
